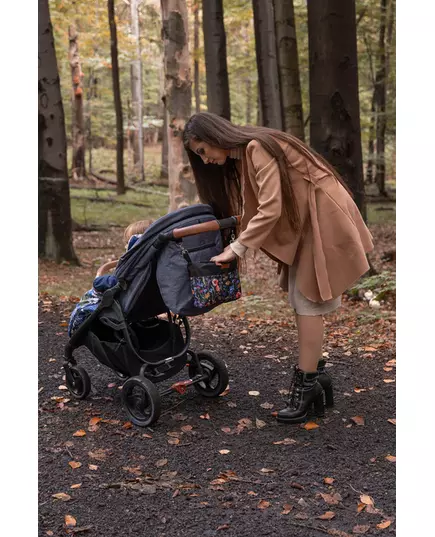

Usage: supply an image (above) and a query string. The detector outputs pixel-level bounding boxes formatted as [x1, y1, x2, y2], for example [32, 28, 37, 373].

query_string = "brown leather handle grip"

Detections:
[171, 215, 241, 240]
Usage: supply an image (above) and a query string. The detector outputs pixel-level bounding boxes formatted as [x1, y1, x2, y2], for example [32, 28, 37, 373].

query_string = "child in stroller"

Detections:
[64, 205, 241, 427]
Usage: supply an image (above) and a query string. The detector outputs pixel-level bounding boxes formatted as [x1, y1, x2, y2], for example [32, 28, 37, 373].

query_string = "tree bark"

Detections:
[68, 24, 86, 180]
[193, 0, 200, 113]
[130, 0, 145, 181]
[307, 0, 366, 219]
[202, 0, 231, 120]
[108, 0, 125, 195]
[38, 0, 78, 263]
[252, 0, 282, 130]
[273, 0, 304, 140]
[161, 0, 197, 210]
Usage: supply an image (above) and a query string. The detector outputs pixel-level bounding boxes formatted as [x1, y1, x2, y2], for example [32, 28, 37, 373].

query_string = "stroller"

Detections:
[64, 204, 241, 426]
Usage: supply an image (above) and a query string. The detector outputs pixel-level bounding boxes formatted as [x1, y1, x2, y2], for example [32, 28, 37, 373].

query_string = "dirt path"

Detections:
[38, 303, 395, 537]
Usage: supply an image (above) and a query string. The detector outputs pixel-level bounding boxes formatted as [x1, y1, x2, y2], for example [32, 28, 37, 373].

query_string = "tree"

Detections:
[39, 0, 77, 263]
[108, 0, 125, 195]
[273, 0, 304, 140]
[252, 0, 282, 129]
[68, 23, 87, 180]
[202, 0, 231, 120]
[161, 0, 197, 210]
[130, 0, 145, 181]
[307, 0, 366, 218]
[193, 0, 201, 113]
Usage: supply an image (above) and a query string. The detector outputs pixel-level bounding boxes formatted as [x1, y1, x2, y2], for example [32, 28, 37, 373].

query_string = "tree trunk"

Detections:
[160, 100, 169, 183]
[130, 0, 145, 181]
[193, 0, 200, 113]
[273, 0, 304, 140]
[161, 0, 196, 210]
[108, 0, 125, 195]
[38, 0, 77, 263]
[202, 0, 231, 120]
[252, 0, 282, 130]
[307, 0, 366, 218]
[366, 91, 376, 184]
[68, 24, 86, 180]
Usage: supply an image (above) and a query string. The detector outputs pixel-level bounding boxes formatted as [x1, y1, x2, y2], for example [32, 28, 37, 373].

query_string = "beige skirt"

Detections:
[288, 265, 341, 316]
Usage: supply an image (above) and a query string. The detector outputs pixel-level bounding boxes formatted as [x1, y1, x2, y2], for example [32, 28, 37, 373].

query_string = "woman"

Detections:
[183, 112, 373, 424]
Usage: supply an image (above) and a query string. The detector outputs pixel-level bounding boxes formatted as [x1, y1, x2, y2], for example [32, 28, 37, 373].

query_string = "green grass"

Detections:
[366, 201, 396, 225]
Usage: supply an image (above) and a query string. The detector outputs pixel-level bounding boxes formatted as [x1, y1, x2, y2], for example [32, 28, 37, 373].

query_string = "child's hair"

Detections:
[123, 219, 153, 243]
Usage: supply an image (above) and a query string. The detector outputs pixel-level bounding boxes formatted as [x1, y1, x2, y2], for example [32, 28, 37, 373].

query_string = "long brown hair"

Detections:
[183, 112, 351, 232]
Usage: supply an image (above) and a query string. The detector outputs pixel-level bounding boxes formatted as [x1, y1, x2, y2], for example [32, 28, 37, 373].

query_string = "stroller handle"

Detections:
[158, 215, 241, 243]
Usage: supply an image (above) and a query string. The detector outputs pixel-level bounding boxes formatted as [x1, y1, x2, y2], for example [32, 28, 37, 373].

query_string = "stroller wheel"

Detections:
[65, 365, 91, 400]
[121, 376, 161, 427]
[189, 352, 229, 398]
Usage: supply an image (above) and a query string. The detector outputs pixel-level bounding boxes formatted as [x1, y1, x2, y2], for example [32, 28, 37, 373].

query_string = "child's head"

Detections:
[123, 219, 153, 243]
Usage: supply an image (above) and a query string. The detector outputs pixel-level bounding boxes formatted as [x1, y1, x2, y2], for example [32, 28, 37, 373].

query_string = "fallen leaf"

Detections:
[290, 482, 305, 490]
[181, 425, 193, 432]
[294, 512, 309, 520]
[58, 385, 68, 391]
[73, 430, 86, 437]
[385, 454, 396, 462]
[354, 388, 367, 393]
[238, 418, 253, 428]
[65, 515, 77, 528]
[247, 491, 258, 496]
[387, 418, 396, 425]
[240, 330, 248, 335]
[273, 438, 296, 445]
[219, 449, 230, 454]
[360, 494, 374, 506]
[363, 346, 377, 352]
[377, 520, 392, 530]
[122, 466, 142, 476]
[255, 418, 266, 429]
[123, 421, 133, 429]
[88, 449, 107, 461]
[260, 402, 274, 409]
[344, 350, 352, 356]
[142, 433, 153, 438]
[353, 525, 370, 534]
[257, 500, 271, 510]
[385, 359, 396, 367]
[89, 417, 101, 427]
[383, 379, 395, 383]
[167, 431, 182, 438]
[221, 427, 232, 434]
[68, 461, 82, 469]
[383, 367, 393, 372]
[350, 416, 365, 426]
[46, 531, 54, 536]
[281, 503, 293, 515]
[356, 503, 366, 513]
[302, 421, 319, 430]
[217, 524, 230, 530]
[70, 484, 82, 489]
[200, 413, 210, 420]
[88, 464, 98, 471]
[248, 391, 260, 396]
[155, 458, 168, 468]
[107, 383, 117, 388]
[365, 504, 381, 514]
[323, 477, 335, 485]
[320, 492, 342, 505]
[219, 385, 230, 397]
[52, 493, 71, 501]
[298, 498, 309, 508]
[317, 511, 335, 520]
[259, 468, 275, 473]
[168, 438, 180, 445]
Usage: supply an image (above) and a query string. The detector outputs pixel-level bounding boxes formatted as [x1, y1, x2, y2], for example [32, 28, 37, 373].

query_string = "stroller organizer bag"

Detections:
[63, 204, 242, 427]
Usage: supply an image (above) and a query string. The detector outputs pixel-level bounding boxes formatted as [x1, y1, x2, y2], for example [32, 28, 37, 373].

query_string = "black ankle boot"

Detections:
[277, 367, 325, 424]
[317, 359, 334, 407]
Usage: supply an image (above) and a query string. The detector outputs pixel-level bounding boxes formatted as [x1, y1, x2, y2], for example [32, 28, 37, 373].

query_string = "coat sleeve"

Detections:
[237, 141, 282, 250]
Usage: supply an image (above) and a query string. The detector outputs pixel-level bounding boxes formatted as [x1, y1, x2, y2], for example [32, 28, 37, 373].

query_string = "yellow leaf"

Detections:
[73, 429, 86, 437]
[303, 421, 319, 430]
[377, 520, 392, 529]
[68, 461, 82, 469]
[317, 511, 335, 520]
[360, 494, 374, 506]
[64, 515, 76, 528]
[257, 500, 270, 509]
[52, 492, 71, 501]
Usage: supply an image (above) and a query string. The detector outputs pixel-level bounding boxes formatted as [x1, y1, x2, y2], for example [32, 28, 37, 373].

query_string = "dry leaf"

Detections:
[273, 438, 296, 445]
[219, 385, 230, 397]
[88, 464, 98, 471]
[155, 458, 168, 467]
[290, 482, 305, 490]
[65, 515, 77, 528]
[167, 431, 182, 438]
[89, 417, 101, 427]
[259, 468, 275, 473]
[52, 493, 71, 502]
[200, 413, 210, 420]
[255, 418, 266, 429]
[68, 461, 82, 469]
[142, 433, 153, 438]
[58, 385, 68, 390]
[240, 330, 248, 335]
[360, 494, 374, 506]
[323, 477, 335, 485]
[303, 421, 319, 430]
[294, 512, 309, 520]
[88, 449, 107, 461]
[260, 402, 274, 409]
[387, 418, 396, 425]
[122, 466, 142, 476]
[385, 455, 396, 462]
[353, 525, 370, 534]
[377, 520, 392, 530]
[320, 492, 342, 505]
[217, 524, 230, 530]
[248, 391, 260, 396]
[181, 425, 193, 432]
[168, 438, 180, 445]
[257, 500, 271, 510]
[70, 484, 82, 489]
[364, 346, 377, 352]
[350, 416, 365, 426]
[46, 531, 54, 536]
[356, 503, 366, 513]
[238, 418, 253, 428]
[73, 430, 86, 437]
[385, 359, 396, 367]
[221, 427, 232, 434]
[317, 511, 335, 520]
[281, 504, 293, 515]
[383, 367, 393, 372]
[247, 491, 258, 496]
[123, 421, 133, 429]
[219, 449, 230, 454]
[383, 379, 395, 383]
[354, 388, 367, 393]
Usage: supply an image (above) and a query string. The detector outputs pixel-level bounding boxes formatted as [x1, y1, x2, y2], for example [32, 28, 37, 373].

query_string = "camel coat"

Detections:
[236, 140, 374, 303]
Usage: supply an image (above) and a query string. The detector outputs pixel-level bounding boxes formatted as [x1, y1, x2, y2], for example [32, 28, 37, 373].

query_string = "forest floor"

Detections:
[38, 216, 396, 537]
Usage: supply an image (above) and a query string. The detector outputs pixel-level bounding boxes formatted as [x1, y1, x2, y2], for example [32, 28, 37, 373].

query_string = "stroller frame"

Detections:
[63, 214, 240, 426]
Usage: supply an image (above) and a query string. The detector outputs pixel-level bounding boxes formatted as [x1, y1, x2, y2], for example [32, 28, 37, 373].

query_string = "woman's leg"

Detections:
[295, 314, 324, 372]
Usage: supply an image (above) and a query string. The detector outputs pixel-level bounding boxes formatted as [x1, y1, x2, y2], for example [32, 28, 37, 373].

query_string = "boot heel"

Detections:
[313, 393, 325, 417]
[324, 385, 334, 408]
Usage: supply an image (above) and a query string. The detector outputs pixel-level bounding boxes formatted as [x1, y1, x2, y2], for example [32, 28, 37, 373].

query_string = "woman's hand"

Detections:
[210, 245, 236, 266]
